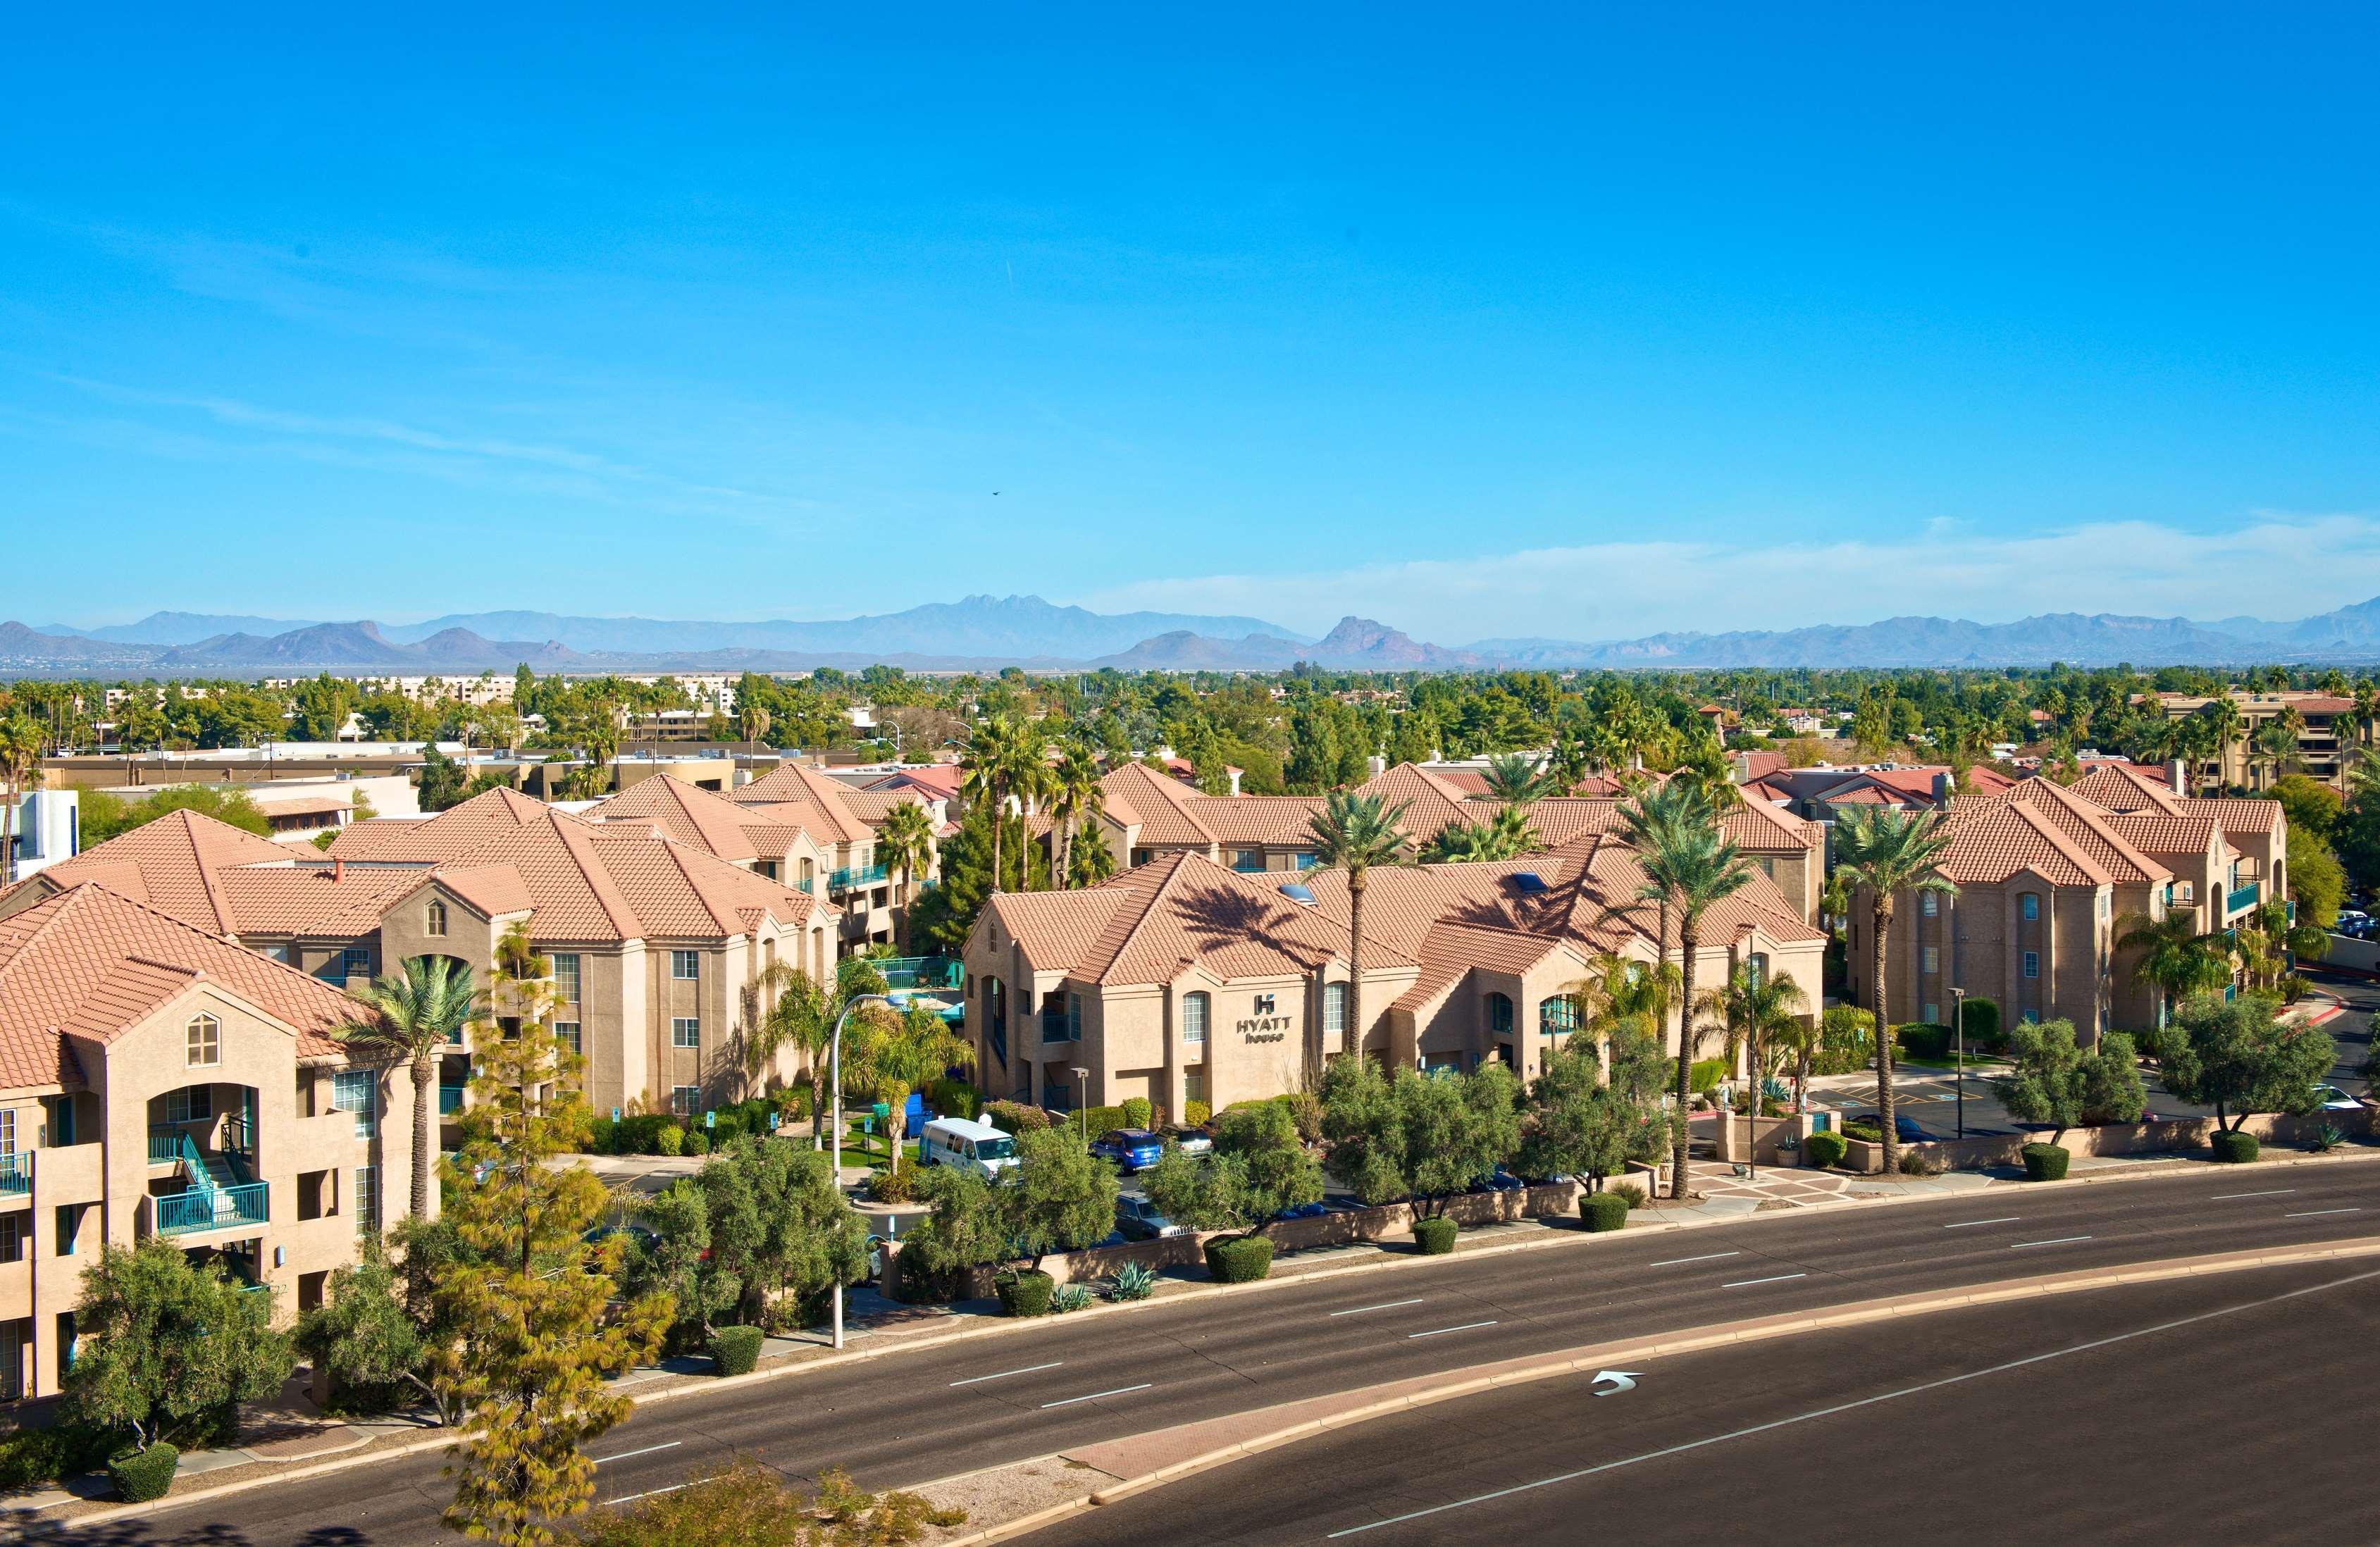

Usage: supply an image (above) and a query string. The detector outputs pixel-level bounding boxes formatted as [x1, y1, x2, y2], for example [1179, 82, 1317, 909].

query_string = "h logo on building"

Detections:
[1251, 993, 1276, 1016]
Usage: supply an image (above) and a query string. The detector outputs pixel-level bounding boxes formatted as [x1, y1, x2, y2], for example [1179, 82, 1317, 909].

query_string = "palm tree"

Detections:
[1046, 739, 1106, 889]
[1306, 790, 1413, 1059]
[1475, 752, 1555, 803]
[1422, 804, 1540, 863]
[1692, 966, 1809, 1173]
[2195, 697, 2243, 787]
[335, 955, 481, 1219]
[845, 1000, 975, 1174]
[874, 798, 936, 949]
[1003, 719, 1056, 890]
[2355, 681, 2380, 753]
[960, 716, 1016, 893]
[1623, 785, 1758, 1197]
[2116, 911, 2230, 1027]
[1768, 1005, 1823, 1114]
[737, 702, 771, 758]
[1830, 805, 1959, 1176]
[0, 716, 43, 886]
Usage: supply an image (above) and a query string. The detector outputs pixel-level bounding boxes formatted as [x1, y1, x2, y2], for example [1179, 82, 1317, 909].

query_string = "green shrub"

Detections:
[1895, 1023, 1953, 1062]
[585, 1117, 616, 1155]
[926, 1079, 981, 1121]
[994, 1269, 1055, 1317]
[1203, 1234, 1274, 1283]
[1688, 1058, 1729, 1096]
[709, 1325, 764, 1377]
[1841, 1122, 1883, 1144]
[684, 1131, 710, 1156]
[1580, 1191, 1630, 1232]
[2312, 1124, 2347, 1153]
[1110, 1262, 1157, 1301]
[2210, 1129, 2260, 1164]
[710, 1113, 746, 1147]
[1609, 1180, 1649, 1210]
[1184, 1100, 1211, 1126]
[1120, 1097, 1154, 1130]
[2020, 1142, 2070, 1181]
[1051, 1283, 1094, 1314]
[1076, 1105, 1129, 1138]
[867, 1164, 921, 1204]
[983, 1100, 1050, 1135]
[107, 1443, 180, 1503]
[1899, 1149, 1943, 1176]
[0, 1424, 107, 1490]
[1803, 1130, 1849, 1169]
[655, 1124, 685, 1157]
[1412, 1216, 1458, 1255]
[1959, 997, 2002, 1051]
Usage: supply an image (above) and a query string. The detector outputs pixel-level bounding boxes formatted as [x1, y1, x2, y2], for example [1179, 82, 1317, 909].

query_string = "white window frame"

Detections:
[1922, 945, 1938, 975]
[333, 1070, 376, 1138]
[554, 1021, 582, 1055]
[551, 953, 581, 1004]
[187, 1013, 221, 1068]
[1182, 991, 1209, 1045]
[671, 1086, 699, 1116]
[2022, 950, 2040, 980]
[671, 950, 701, 981]
[1322, 982, 1347, 1036]
[426, 900, 447, 937]
[671, 1017, 700, 1050]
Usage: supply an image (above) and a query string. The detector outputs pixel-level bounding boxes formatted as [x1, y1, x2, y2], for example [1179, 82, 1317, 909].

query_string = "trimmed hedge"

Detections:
[983, 1100, 1051, 1136]
[1184, 1100, 1211, 1126]
[2210, 1129, 2261, 1164]
[926, 1078, 981, 1122]
[1204, 1234, 1275, 1283]
[710, 1325, 764, 1376]
[1580, 1191, 1630, 1232]
[2020, 1142, 2070, 1182]
[0, 1424, 108, 1490]
[1894, 1023, 1953, 1062]
[655, 1125, 685, 1157]
[996, 1269, 1055, 1317]
[108, 1443, 179, 1503]
[1960, 997, 2002, 1051]
[1120, 1097, 1154, 1130]
[1412, 1217, 1458, 1255]
[1803, 1130, 1849, 1169]
[1688, 1058, 1729, 1096]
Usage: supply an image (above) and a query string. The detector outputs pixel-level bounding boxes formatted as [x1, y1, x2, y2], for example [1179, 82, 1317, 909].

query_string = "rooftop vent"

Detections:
[1278, 882, 1317, 906]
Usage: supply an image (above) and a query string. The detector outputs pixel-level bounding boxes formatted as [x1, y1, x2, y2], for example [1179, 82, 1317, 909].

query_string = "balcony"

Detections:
[2226, 881, 2262, 917]
[879, 955, 962, 990]
[796, 877, 814, 895]
[828, 862, 890, 895]
[0, 1152, 26, 1199]
[156, 1182, 268, 1236]
[439, 1084, 467, 1115]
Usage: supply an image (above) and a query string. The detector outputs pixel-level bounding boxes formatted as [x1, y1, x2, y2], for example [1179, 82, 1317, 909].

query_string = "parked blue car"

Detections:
[1090, 1128, 1166, 1172]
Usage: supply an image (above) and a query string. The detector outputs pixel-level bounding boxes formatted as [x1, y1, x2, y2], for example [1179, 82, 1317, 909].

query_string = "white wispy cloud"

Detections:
[1078, 514, 2380, 642]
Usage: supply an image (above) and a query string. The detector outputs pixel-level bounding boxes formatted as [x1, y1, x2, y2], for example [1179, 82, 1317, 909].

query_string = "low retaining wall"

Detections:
[1835, 1107, 2376, 1174]
[1715, 1112, 1815, 1167]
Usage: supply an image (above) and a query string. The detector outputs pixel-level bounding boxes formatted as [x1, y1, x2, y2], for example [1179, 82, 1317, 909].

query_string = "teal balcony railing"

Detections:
[156, 1182, 268, 1236]
[828, 862, 890, 893]
[0, 1152, 27, 1198]
[796, 877, 814, 894]
[148, 1126, 206, 1179]
[439, 1085, 466, 1115]
[878, 955, 962, 990]
[2226, 881, 2261, 917]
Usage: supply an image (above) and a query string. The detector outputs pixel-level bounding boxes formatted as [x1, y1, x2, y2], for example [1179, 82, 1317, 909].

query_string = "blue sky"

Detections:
[6, 5, 2379, 642]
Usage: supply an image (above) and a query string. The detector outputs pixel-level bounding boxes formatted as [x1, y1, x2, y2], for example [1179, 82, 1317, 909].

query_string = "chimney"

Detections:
[1368, 754, 1386, 777]
[1931, 771, 1952, 807]
[2168, 758, 2187, 795]
[1228, 769, 1242, 797]
[330, 856, 345, 883]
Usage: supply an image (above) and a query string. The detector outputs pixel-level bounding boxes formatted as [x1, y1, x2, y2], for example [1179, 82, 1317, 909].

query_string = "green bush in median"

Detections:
[994, 1269, 1056, 1317]
[1203, 1234, 1274, 1283]
[1412, 1217, 1458, 1255]
[1580, 1191, 1630, 1232]
[2020, 1142, 2070, 1181]
[107, 1443, 179, 1503]
[1803, 1131, 1849, 1169]
[2210, 1129, 2260, 1164]
[709, 1325, 763, 1377]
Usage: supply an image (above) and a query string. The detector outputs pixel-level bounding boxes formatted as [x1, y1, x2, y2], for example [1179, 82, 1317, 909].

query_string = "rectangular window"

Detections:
[343, 948, 373, 979]
[353, 1166, 378, 1235]
[551, 953, 581, 1004]
[672, 1017, 700, 1049]
[187, 1014, 221, 1067]
[0, 1108, 13, 1155]
[257, 943, 292, 964]
[0, 1214, 23, 1265]
[2022, 951, 2040, 980]
[56, 1203, 82, 1257]
[671, 1086, 699, 1116]
[1067, 992, 1082, 1042]
[164, 1086, 212, 1126]
[1921, 893, 1938, 917]
[554, 1021, 582, 1055]
[1924, 1002, 1940, 1024]
[671, 950, 700, 981]
[2021, 895, 2039, 921]
[1323, 983, 1347, 1036]
[333, 1070, 376, 1138]
[1182, 995, 1208, 1045]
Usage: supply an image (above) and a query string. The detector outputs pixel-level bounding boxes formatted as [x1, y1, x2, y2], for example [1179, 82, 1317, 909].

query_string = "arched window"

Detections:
[1182, 991, 1210, 1047]
[1486, 993, 1513, 1035]
[426, 899, 448, 937]
[1538, 995, 1579, 1038]
[187, 1013, 221, 1068]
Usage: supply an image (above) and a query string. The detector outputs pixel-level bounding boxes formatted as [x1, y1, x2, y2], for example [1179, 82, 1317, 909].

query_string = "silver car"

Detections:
[1116, 1195, 1186, 1239]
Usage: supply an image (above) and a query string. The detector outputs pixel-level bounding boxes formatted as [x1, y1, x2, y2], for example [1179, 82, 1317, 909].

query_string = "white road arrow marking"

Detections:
[1591, 1369, 1642, 1396]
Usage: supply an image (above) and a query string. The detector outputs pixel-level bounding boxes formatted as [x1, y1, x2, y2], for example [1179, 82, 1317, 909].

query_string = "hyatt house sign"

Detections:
[1236, 993, 1294, 1043]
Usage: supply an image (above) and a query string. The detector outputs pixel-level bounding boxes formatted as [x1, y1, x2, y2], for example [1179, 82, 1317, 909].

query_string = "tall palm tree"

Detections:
[1306, 790, 1413, 1059]
[960, 716, 1017, 893]
[1623, 785, 1757, 1197]
[1768, 1005, 1823, 1114]
[745, 954, 893, 1145]
[1692, 966, 1808, 1174]
[2116, 910, 2230, 1027]
[845, 1000, 975, 1173]
[335, 955, 481, 1219]
[2355, 681, 2380, 754]
[1003, 719, 1056, 890]
[1046, 739, 1106, 889]
[874, 798, 936, 949]
[1830, 806, 1959, 1176]
[0, 716, 44, 886]
[1475, 752, 1555, 804]
[1422, 804, 1540, 863]
[2195, 696, 2243, 787]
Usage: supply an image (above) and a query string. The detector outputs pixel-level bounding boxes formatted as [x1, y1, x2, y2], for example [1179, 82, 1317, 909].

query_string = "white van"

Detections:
[919, 1116, 1019, 1180]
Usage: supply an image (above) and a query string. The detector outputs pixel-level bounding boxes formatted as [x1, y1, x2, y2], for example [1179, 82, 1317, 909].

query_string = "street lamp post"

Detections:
[1071, 1067, 1090, 1141]
[829, 990, 894, 1351]
[1950, 986, 1968, 1141]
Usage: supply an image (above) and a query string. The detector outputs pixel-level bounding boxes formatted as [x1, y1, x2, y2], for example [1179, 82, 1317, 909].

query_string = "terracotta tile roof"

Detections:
[327, 785, 571, 862]
[2186, 798, 2288, 840]
[7, 809, 292, 936]
[583, 774, 767, 862]
[864, 764, 966, 800]
[1391, 921, 1578, 1017]
[211, 864, 426, 938]
[844, 787, 932, 824]
[2106, 811, 2219, 857]
[1101, 762, 1215, 847]
[423, 864, 538, 920]
[2065, 763, 2183, 814]
[1989, 778, 2166, 885]
[1182, 796, 1330, 847]
[1933, 800, 2108, 888]
[724, 763, 870, 844]
[0, 883, 367, 1093]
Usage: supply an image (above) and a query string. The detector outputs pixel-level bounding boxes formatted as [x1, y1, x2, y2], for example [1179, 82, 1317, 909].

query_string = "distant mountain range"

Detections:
[17, 592, 2380, 675]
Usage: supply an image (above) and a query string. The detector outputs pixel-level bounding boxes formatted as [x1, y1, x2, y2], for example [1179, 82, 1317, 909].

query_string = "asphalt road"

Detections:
[51, 1155, 2380, 1547]
[1024, 1255, 2380, 1546]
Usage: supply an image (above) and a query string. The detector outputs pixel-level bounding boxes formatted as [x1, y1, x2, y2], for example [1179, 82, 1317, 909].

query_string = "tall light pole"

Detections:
[829, 990, 894, 1350]
[1071, 1067, 1090, 1141]
[1950, 986, 1968, 1141]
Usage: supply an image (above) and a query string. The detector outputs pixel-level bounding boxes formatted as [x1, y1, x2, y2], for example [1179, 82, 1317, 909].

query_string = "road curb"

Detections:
[929, 1235, 2380, 1546]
